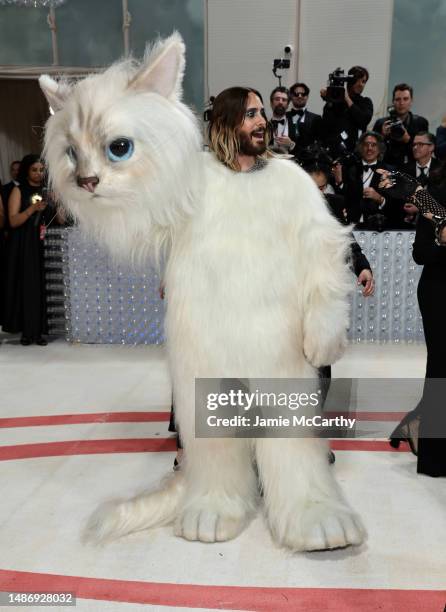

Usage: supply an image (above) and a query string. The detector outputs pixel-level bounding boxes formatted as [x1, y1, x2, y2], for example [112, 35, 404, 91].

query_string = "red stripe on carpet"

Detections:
[0, 438, 177, 461]
[0, 569, 443, 611]
[0, 438, 409, 461]
[0, 412, 170, 428]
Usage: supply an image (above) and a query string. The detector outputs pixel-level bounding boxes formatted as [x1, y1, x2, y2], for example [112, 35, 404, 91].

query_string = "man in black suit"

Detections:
[341, 131, 403, 228]
[373, 83, 428, 168]
[320, 66, 373, 155]
[1, 160, 20, 233]
[2, 160, 20, 209]
[286, 82, 322, 160]
[269, 86, 298, 157]
[400, 132, 440, 225]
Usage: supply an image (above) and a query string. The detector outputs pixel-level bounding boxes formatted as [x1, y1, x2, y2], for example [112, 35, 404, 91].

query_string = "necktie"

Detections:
[290, 109, 304, 118]
[363, 164, 377, 172]
[271, 119, 285, 128]
[417, 166, 428, 186]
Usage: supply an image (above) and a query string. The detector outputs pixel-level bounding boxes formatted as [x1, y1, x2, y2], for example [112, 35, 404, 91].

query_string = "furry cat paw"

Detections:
[304, 335, 346, 367]
[174, 504, 249, 543]
[271, 500, 366, 552]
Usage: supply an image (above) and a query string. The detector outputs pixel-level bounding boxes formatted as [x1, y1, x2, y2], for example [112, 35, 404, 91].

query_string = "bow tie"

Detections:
[363, 163, 377, 172]
[271, 118, 285, 126]
[290, 109, 304, 118]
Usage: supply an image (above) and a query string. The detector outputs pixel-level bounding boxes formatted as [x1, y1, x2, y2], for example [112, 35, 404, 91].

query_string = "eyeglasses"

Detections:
[363, 142, 378, 148]
[412, 142, 432, 147]
[292, 92, 307, 97]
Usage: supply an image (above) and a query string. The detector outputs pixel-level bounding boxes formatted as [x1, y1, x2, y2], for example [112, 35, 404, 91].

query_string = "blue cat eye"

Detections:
[106, 138, 134, 162]
[67, 146, 77, 163]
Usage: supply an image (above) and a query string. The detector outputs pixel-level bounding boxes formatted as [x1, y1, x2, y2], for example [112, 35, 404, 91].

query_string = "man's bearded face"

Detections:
[237, 92, 267, 156]
[271, 92, 289, 118]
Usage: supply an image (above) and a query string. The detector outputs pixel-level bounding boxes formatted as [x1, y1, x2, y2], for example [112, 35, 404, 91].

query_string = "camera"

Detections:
[386, 105, 406, 139]
[326, 68, 355, 103]
[203, 96, 215, 122]
[273, 58, 290, 70]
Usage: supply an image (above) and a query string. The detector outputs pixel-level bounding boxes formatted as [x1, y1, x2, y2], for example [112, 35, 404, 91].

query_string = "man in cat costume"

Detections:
[39, 33, 365, 551]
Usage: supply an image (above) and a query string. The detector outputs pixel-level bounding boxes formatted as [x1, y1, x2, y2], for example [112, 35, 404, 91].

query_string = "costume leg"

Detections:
[255, 437, 365, 551]
[174, 437, 258, 542]
[172, 376, 258, 542]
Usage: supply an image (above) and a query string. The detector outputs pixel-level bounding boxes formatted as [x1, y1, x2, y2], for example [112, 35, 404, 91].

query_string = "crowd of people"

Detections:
[269, 67, 446, 231]
[267, 71, 446, 478]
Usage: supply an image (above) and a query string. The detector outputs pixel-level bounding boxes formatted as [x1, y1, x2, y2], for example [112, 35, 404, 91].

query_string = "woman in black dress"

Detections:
[2, 154, 49, 345]
[387, 166, 446, 477]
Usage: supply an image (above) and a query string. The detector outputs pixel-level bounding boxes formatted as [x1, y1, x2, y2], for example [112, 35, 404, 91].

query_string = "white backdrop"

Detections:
[206, 0, 394, 123]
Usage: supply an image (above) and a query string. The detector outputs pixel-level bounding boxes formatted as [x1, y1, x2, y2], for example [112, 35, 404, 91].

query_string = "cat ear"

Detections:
[39, 75, 71, 112]
[128, 31, 186, 100]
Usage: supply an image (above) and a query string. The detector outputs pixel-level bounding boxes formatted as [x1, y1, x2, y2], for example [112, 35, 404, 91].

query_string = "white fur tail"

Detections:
[83, 472, 184, 544]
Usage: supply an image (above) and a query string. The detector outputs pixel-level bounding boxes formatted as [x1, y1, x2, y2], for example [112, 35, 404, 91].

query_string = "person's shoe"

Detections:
[35, 337, 48, 346]
[389, 412, 419, 456]
[20, 336, 32, 346]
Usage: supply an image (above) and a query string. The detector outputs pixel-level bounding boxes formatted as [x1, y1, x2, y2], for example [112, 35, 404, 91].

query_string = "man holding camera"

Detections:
[373, 83, 429, 168]
[320, 66, 373, 155]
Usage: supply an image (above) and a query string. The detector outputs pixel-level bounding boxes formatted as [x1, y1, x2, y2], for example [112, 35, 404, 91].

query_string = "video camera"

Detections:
[386, 105, 406, 139]
[326, 68, 355, 103]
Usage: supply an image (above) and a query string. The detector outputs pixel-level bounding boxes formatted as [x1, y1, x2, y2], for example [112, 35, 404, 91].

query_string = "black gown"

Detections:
[412, 200, 446, 477]
[2, 182, 48, 339]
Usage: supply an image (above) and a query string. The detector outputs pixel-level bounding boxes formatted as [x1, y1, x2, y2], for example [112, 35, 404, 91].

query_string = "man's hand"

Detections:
[357, 269, 375, 297]
[276, 135, 294, 149]
[399, 127, 410, 143]
[423, 213, 446, 245]
[363, 187, 383, 203]
[381, 120, 392, 137]
[320, 87, 327, 100]
[344, 89, 353, 107]
[404, 202, 419, 215]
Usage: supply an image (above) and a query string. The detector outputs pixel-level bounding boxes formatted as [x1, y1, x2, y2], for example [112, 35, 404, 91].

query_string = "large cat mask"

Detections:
[40, 32, 202, 264]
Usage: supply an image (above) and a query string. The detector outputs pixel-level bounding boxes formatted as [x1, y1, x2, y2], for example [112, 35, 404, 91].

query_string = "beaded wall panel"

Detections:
[45, 229, 425, 345]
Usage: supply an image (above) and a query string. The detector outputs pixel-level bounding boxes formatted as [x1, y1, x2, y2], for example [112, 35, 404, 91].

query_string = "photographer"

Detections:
[320, 66, 373, 154]
[373, 83, 428, 168]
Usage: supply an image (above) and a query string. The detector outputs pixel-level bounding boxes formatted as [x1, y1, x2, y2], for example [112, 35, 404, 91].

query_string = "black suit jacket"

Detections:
[342, 160, 405, 227]
[402, 158, 441, 182]
[286, 109, 322, 158]
[269, 116, 299, 158]
[321, 93, 373, 153]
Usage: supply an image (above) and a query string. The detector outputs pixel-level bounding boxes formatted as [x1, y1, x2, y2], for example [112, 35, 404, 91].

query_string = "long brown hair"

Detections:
[208, 87, 272, 171]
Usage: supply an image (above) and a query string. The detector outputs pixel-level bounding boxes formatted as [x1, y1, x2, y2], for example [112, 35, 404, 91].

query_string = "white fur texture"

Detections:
[41, 34, 365, 552]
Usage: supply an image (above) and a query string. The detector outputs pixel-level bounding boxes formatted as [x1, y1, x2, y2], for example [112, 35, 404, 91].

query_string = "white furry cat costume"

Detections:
[40, 33, 365, 551]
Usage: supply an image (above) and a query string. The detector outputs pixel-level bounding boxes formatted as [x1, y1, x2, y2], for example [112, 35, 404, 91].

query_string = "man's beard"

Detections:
[238, 129, 267, 156]
[273, 105, 286, 117]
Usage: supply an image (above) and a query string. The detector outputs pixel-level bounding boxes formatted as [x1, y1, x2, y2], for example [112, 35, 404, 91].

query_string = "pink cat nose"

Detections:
[77, 176, 99, 192]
